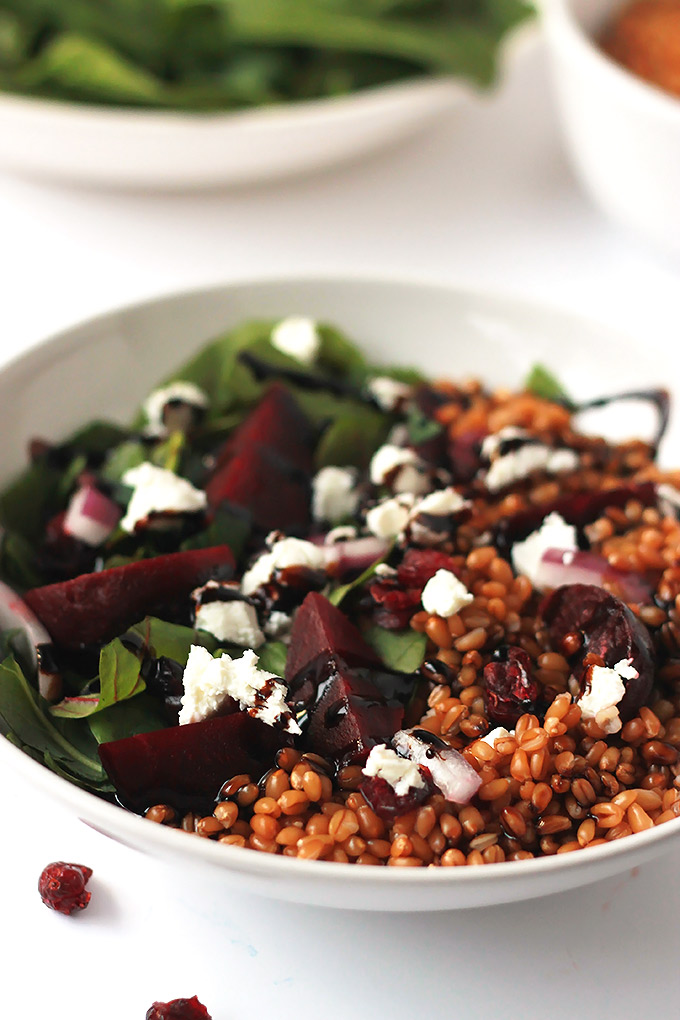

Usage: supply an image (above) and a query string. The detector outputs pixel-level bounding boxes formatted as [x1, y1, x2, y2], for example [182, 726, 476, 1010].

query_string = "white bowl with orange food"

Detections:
[543, 0, 680, 255]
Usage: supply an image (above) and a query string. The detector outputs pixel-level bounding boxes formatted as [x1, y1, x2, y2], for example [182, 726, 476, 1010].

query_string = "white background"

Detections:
[1, 35, 679, 1019]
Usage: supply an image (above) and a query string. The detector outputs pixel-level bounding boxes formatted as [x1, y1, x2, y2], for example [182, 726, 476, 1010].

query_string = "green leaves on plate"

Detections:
[524, 363, 574, 408]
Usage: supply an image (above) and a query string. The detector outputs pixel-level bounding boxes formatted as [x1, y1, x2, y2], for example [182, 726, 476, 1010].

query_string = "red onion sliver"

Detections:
[535, 548, 652, 604]
[63, 486, 121, 547]
[393, 729, 482, 805]
[323, 536, 390, 576]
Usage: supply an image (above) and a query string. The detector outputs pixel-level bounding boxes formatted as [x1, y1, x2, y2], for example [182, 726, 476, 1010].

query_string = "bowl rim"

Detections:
[543, 0, 680, 122]
[0, 270, 679, 892]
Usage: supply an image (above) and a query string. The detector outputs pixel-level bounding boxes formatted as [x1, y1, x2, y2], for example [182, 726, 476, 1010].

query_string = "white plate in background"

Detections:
[0, 24, 536, 190]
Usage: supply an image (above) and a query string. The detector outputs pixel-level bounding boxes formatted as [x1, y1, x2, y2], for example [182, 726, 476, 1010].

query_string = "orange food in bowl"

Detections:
[602, 0, 680, 97]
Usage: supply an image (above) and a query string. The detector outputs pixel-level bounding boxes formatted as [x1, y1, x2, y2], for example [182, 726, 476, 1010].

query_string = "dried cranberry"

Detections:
[38, 861, 92, 915]
[541, 583, 655, 720]
[483, 647, 540, 727]
[146, 997, 212, 1020]
[360, 773, 432, 821]
[368, 580, 420, 630]
[396, 548, 459, 590]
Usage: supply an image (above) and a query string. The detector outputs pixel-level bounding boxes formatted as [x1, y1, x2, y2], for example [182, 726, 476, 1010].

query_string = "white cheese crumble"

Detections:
[143, 381, 208, 431]
[365, 494, 414, 539]
[362, 744, 425, 797]
[576, 658, 638, 735]
[195, 600, 264, 648]
[179, 645, 300, 733]
[485, 444, 579, 493]
[312, 466, 359, 523]
[264, 610, 293, 639]
[421, 569, 474, 618]
[480, 726, 514, 747]
[324, 525, 358, 545]
[366, 376, 413, 412]
[241, 536, 326, 596]
[369, 444, 430, 496]
[511, 512, 578, 589]
[480, 427, 531, 461]
[120, 462, 207, 533]
[412, 487, 469, 518]
[270, 316, 320, 364]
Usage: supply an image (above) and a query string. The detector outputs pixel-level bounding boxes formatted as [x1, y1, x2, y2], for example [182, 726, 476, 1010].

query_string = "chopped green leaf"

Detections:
[256, 641, 288, 678]
[406, 405, 443, 445]
[50, 638, 145, 719]
[328, 542, 393, 606]
[524, 364, 574, 407]
[363, 625, 427, 673]
[315, 408, 389, 471]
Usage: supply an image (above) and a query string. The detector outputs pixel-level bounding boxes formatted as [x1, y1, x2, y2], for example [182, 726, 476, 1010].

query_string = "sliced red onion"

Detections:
[535, 548, 652, 604]
[322, 536, 390, 577]
[392, 729, 482, 805]
[63, 485, 121, 547]
[0, 579, 61, 700]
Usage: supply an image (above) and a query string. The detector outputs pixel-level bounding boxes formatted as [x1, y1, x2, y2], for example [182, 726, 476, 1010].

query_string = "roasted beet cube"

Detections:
[99, 712, 292, 814]
[214, 383, 314, 474]
[205, 444, 310, 533]
[24, 545, 235, 649]
[285, 591, 380, 703]
[305, 658, 403, 765]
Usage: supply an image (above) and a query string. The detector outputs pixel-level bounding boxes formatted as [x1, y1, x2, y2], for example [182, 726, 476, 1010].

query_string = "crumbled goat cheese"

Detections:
[120, 462, 207, 533]
[577, 659, 638, 735]
[511, 512, 578, 588]
[312, 466, 359, 523]
[412, 487, 469, 518]
[374, 563, 398, 579]
[485, 444, 579, 493]
[264, 611, 293, 638]
[179, 645, 300, 733]
[270, 316, 320, 364]
[480, 726, 513, 746]
[480, 427, 531, 461]
[195, 600, 264, 648]
[143, 381, 208, 431]
[362, 744, 425, 797]
[366, 376, 413, 412]
[369, 444, 430, 495]
[325, 525, 358, 544]
[421, 569, 473, 617]
[241, 536, 326, 596]
[365, 495, 414, 539]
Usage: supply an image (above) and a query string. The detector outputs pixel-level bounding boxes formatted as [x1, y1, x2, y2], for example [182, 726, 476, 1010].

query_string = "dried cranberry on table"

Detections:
[146, 997, 211, 1020]
[38, 861, 92, 915]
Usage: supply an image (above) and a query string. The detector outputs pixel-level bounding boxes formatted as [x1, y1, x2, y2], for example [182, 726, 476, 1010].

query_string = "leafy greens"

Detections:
[0, 0, 534, 111]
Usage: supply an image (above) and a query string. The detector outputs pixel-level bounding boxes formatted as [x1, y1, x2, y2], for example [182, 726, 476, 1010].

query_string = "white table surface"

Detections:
[1, 34, 679, 1020]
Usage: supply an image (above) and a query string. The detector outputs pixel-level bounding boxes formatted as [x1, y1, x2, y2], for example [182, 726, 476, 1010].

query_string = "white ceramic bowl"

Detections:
[543, 0, 680, 256]
[1, 275, 678, 911]
[0, 23, 537, 191]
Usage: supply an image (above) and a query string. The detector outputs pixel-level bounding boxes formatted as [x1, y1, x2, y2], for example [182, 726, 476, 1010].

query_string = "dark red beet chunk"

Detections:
[214, 383, 314, 474]
[305, 657, 403, 765]
[38, 861, 92, 915]
[360, 773, 432, 821]
[484, 647, 540, 727]
[99, 712, 292, 814]
[24, 545, 234, 649]
[146, 997, 211, 1020]
[493, 482, 657, 557]
[448, 429, 486, 484]
[285, 592, 379, 690]
[205, 444, 310, 533]
[541, 583, 655, 721]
